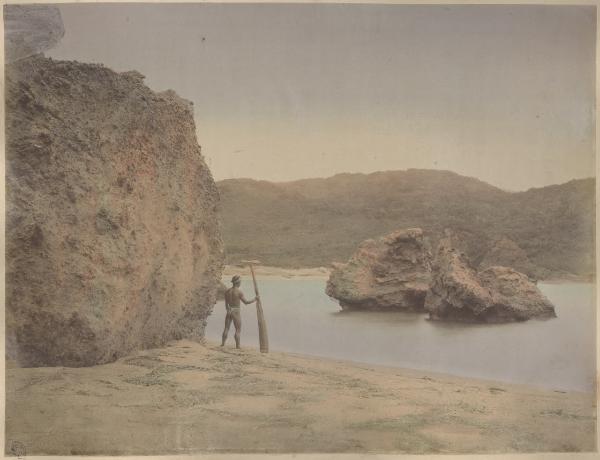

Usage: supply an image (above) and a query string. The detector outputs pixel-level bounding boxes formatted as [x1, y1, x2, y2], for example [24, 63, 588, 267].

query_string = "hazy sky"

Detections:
[48, 4, 595, 190]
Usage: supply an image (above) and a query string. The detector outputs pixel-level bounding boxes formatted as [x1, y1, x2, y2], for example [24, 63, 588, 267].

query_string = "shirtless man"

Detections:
[221, 275, 258, 348]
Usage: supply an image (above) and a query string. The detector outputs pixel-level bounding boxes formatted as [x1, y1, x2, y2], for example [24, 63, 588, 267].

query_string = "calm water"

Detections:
[206, 279, 596, 392]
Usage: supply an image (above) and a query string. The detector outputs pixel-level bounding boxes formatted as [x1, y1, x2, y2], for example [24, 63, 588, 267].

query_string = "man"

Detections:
[221, 275, 258, 349]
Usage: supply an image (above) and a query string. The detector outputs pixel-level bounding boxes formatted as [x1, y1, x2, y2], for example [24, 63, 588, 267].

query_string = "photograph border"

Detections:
[0, 0, 597, 458]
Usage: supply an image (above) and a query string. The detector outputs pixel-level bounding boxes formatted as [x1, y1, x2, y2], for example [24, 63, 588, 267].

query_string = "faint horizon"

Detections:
[214, 167, 595, 193]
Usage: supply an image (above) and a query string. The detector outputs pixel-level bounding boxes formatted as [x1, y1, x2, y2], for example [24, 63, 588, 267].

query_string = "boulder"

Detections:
[325, 228, 432, 310]
[4, 5, 65, 63]
[6, 56, 224, 367]
[425, 238, 555, 322]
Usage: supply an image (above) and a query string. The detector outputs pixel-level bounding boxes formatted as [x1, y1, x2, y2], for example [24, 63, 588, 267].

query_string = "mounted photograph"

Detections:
[4, 2, 597, 455]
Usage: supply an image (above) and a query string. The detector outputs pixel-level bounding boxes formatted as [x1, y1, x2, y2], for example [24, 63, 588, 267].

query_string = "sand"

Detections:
[5, 340, 596, 455]
[223, 265, 330, 280]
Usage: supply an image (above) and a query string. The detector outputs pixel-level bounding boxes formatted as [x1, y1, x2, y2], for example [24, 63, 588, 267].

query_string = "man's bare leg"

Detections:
[232, 312, 242, 349]
[221, 312, 233, 346]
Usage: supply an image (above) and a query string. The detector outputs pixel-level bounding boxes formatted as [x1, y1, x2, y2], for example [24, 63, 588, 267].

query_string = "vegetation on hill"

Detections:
[218, 170, 594, 280]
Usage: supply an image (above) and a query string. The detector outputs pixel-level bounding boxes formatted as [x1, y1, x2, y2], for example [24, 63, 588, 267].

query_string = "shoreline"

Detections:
[223, 264, 331, 279]
[258, 350, 592, 396]
[223, 264, 594, 284]
[207, 341, 593, 396]
[538, 276, 596, 285]
[6, 339, 596, 455]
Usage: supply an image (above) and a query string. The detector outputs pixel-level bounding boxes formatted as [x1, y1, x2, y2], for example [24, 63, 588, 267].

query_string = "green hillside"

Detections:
[217, 170, 595, 279]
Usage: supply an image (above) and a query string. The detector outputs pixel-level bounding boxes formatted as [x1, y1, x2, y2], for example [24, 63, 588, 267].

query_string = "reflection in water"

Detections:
[206, 279, 595, 392]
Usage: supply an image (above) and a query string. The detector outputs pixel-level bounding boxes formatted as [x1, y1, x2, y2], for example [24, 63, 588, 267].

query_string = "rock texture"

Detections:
[217, 281, 228, 301]
[4, 5, 65, 63]
[425, 238, 555, 323]
[325, 228, 432, 310]
[6, 55, 224, 367]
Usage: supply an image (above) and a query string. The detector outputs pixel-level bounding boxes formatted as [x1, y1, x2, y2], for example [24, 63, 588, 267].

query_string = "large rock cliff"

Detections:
[325, 228, 432, 311]
[6, 55, 224, 366]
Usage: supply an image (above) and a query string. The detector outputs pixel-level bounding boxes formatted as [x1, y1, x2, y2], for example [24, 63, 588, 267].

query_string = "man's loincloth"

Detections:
[226, 307, 241, 319]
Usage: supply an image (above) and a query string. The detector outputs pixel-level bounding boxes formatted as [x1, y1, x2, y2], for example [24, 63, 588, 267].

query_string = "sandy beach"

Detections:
[6, 340, 596, 455]
[223, 265, 331, 280]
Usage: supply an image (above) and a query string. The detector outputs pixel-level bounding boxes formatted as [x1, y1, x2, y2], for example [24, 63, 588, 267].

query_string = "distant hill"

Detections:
[217, 169, 595, 279]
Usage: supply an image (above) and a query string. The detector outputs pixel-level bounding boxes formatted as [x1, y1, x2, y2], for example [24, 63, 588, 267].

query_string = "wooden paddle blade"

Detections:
[256, 299, 269, 353]
[248, 264, 269, 353]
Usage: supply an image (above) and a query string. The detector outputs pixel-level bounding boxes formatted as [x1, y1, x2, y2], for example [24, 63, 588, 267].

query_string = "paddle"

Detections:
[241, 260, 269, 353]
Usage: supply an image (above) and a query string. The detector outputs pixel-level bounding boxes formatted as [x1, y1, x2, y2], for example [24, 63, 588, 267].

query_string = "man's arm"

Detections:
[239, 292, 257, 305]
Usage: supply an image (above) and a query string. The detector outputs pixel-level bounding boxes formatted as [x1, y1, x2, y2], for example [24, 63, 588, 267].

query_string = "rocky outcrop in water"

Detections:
[425, 238, 555, 323]
[4, 5, 65, 63]
[325, 228, 432, 310]
[6, 55, 224, 366]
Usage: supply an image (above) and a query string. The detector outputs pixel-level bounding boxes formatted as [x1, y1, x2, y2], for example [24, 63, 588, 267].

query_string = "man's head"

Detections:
[231, 275, 241, 287]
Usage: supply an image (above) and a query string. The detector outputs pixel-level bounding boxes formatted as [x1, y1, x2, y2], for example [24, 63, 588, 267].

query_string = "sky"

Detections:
[48, 4, 596, 191]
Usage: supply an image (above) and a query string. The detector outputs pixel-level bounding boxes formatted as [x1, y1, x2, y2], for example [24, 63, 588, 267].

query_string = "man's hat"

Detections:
[231, 275, 241, 284]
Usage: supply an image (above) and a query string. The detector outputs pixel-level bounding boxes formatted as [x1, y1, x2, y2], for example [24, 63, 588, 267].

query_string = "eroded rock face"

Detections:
[6, 56, 224, 366]
[425, 238, 555, 323]
[217, 281, 228, 301]
[326, 228, 432, 310]
[4, 5, 65, 63]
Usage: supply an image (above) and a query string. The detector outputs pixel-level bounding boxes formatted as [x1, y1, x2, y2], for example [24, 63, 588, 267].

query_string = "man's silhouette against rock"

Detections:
[222, 275, 257, 349]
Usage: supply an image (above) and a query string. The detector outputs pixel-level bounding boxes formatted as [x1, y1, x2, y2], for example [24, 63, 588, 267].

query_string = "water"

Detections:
[206, 279, 596, 392]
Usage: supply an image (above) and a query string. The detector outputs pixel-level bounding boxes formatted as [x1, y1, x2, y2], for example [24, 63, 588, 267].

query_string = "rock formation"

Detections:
[4, 5, 65, 63]
[6, 55, 224, 366]
[326, 228, 432, 310]
[425, 238, 556, 323]
[217, 281, 228, 301]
